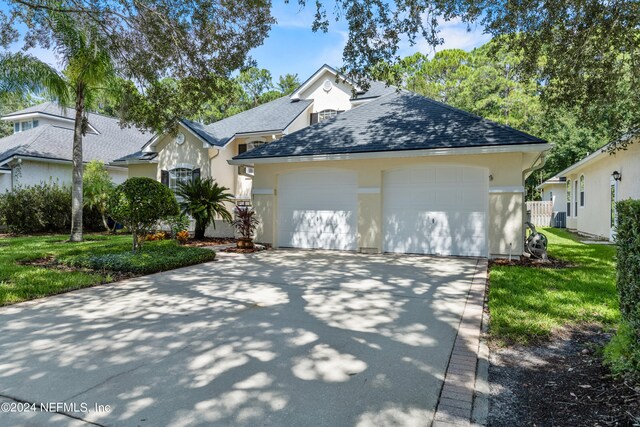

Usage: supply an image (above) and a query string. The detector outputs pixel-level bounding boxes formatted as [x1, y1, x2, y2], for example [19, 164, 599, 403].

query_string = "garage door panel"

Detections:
[383, 165, 488, 257]
[278, 170, 358, 251]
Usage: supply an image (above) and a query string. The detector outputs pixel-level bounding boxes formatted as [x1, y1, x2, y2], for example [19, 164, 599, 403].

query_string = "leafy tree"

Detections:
[83, 160, 115, 233]
[301, 0, 639, 146]
[175, 177, 234, 240]
[0, 15, 114, 242]
[1, 0, 274, 132]
[108, 177, 179, 251]
[237, 67, 274, 107]
[277, 73, 301, 95]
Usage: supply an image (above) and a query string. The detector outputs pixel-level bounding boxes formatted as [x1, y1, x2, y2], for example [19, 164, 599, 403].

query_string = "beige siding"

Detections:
[251, 152, 529, 257]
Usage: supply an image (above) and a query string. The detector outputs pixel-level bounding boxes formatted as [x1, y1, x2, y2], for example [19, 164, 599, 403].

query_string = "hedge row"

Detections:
[0, 183, 103, 233]
[606, 199, 640, 378]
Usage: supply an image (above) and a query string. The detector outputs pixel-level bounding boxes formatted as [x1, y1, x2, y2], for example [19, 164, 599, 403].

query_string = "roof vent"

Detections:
[322, 79, 333, 92]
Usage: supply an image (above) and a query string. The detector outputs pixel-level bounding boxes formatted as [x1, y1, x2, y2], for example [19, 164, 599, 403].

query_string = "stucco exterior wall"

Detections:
[127, 163, 157, 180]
[251, 152, 529, 257]
[564, 142, 640, 239]
[298, 70, 355, 113]
[285, 104, 314, 134]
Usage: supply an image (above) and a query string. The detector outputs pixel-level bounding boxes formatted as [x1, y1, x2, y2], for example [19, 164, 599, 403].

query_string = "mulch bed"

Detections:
[490, 255, 573, 269]
[182, 237, 237, 247]
[488, 325, 640, 427]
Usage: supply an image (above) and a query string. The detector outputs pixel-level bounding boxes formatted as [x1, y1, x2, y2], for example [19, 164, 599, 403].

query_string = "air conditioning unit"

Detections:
[239, 165, 254, 177]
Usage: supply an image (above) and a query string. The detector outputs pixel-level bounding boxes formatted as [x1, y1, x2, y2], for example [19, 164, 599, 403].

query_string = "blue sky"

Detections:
[2, 1, 491, 81]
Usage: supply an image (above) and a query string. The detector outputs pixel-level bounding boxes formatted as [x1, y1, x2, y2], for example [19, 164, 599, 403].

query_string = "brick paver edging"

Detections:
[432, 258, 488, 427]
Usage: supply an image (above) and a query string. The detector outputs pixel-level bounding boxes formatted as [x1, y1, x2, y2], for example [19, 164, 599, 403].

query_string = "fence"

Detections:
[526, 201, 554, 227]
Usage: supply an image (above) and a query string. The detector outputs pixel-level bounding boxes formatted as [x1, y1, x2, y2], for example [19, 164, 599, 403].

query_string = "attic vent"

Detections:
[322, 79, 333, 92]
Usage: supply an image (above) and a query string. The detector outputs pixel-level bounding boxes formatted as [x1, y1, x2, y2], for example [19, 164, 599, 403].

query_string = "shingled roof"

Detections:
[180, 95, 313, 148]
[0, 103, 150, 165]
[234, 91, 547, 161]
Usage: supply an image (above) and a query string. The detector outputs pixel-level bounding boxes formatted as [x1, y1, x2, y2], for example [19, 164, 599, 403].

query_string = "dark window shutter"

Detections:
[161, 170, 169, 186]
[192, 168, 201, 182]
[238, 144, 247, 155]
[310, 113, 319, 125]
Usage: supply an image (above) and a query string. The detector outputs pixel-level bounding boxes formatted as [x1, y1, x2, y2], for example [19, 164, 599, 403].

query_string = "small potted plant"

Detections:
[232, 206, 259, 249]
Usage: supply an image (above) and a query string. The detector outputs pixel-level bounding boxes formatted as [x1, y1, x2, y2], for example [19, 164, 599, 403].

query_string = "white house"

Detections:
[226, 67, 551, 258]
[0, 103, 149, 193]
[537, 137, 640, 241]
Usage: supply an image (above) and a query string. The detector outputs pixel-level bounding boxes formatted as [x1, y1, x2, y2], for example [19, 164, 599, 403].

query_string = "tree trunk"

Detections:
[132, 227, 138, 252]
[195, 221, 206, 240]
[69, 85, 85, 242]
[101, 212, 110, 233]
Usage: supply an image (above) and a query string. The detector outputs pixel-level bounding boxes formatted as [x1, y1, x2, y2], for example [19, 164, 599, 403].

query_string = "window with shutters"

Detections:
[168, 168, 193, 192]
[579, 175, 585, 207]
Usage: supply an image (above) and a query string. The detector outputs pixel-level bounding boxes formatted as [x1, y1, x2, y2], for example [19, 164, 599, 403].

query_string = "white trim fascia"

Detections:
[252, 188, 274, 195]
[358, 187, 381, 194]
[228, 143, 553, 165]
[111, 159, 159, 166]
[350, 98, 376, 106]
[0, 169, 10, 174]
[0, 155, 128, 170]
[489, 186, 525, 194]
[1, 112, 100, 134]
[290, 64, 361, 101]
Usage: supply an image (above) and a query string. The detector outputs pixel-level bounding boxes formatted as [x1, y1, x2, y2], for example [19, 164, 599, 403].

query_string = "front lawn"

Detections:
[489, 228, 619, 343]
[0, 234, 216, 306]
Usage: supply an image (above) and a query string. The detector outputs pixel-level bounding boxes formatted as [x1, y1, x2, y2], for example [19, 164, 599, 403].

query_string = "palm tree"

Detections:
[175, 177, 235, 239]
[0, 15, 114, 242]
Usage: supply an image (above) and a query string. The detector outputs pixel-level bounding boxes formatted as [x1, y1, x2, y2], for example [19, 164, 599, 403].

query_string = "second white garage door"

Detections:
[278, 169, 358, 250]
[383, 164, 489, 257]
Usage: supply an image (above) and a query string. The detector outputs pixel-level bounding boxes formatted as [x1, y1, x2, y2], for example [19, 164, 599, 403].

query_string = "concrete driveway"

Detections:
[0, 250, 483, 427]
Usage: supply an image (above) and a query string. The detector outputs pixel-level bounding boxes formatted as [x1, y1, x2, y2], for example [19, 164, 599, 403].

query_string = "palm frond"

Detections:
[0, 52, 69, 104]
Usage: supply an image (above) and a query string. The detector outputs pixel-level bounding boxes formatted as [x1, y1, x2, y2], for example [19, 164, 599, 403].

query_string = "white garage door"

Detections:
[383, 164, 488, 257]
[278, 169, 358, 250]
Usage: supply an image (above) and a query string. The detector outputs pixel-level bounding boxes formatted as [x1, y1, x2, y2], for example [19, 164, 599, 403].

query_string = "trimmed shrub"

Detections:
[107, 177, 179, 251]
[605, 199, 640, 380]
[0, 183, 105, 234]
[0, 183, 71, 233]
[62, 240, 216, 274]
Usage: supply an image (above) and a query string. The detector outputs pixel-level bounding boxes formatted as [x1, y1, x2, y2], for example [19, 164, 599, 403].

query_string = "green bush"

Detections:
[0, 183, 71, 233]
[0, 183, 105, 233]
[605, 199, 640, 379]
[62, 240, 216, 274]
[107, 177, 179, 251]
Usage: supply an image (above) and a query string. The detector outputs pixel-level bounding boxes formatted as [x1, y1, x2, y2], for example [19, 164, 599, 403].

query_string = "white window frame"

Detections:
[318, 109, 338, 122]
[566, 179, 572, 217]
[168, 167, 193, 193]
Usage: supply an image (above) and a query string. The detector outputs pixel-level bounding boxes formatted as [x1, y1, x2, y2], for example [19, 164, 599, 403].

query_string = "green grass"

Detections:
[489, 228, 620, 344]
[0, 234, 216, 306]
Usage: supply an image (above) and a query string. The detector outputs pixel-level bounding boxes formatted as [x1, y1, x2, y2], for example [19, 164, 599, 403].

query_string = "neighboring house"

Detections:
[116, 64, 395, 236]
[230, 89, 551, 258]
[537, 137, 640, 241]
[0, 102, 148, 193]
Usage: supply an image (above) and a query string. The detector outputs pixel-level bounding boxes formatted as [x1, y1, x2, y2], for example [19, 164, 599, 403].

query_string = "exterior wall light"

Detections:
[612, 171, 622, 181]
